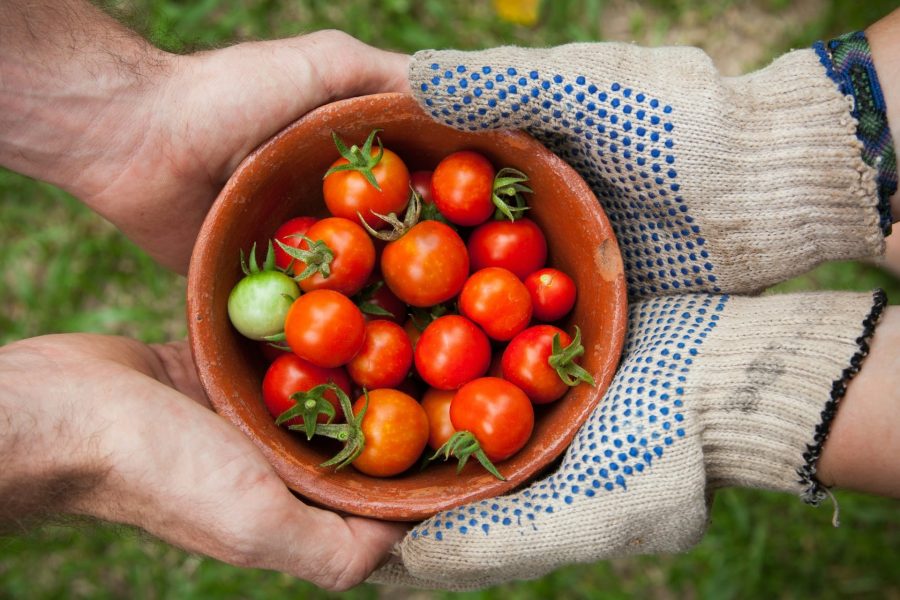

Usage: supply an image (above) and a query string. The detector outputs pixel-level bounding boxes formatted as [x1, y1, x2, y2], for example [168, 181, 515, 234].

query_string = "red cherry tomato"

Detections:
[323, 146, 410, 229]
[410, 170, 434, 204]
[273, 216, 317, 271]
[415, 315, 491, 390]
[467, 218, 547, 279]
[502, 325, 575, 404]
[451, 377, 534, 461]
[524, 268, 577, 322]
[351, 389, 429, 477]
[261, 353, 351, 426]
[421, 387, 457, 451]
[381, 220, 469, 307]
[347, 320, 414, 389]
[459, 267, 533, 341]
[293, 217, 375, 296]
[412, 169, 450, 222]
[284, 290, 366, 368]
[431, 151, 495, 226]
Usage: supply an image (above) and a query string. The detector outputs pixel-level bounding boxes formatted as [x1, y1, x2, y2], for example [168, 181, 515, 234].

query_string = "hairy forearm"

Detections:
[0, 0, 171, 198]
[0, 338, 109, 529]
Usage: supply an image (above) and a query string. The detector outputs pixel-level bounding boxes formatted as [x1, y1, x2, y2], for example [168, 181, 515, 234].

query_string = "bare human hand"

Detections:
[0, 1, 412, 273]
[0, 334, 406, 591]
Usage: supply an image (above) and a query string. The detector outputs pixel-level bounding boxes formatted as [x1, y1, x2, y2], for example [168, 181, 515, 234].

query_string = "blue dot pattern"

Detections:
[409, 294, 729, 542]
[419, 62, 722, 299]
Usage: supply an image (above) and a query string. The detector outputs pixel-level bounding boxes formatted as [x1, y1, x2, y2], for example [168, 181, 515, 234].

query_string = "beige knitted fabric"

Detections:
[370, 290, 885, 590]
[410, 44, 885, 299]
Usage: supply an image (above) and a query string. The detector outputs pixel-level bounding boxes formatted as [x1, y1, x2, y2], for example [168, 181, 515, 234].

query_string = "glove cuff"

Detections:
[694, 48, 885, 295]
[694, 290, 887, 502]
[816, 31, 896, 235]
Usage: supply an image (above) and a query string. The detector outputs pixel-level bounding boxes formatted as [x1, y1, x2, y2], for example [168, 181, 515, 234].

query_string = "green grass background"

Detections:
[2, 0, 899, 598]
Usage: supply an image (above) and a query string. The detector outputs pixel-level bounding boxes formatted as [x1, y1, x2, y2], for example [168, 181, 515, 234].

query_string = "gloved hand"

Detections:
[370, 34, 896, 590]
[373, 290, 885, 589]
[407, 38, 893, 299]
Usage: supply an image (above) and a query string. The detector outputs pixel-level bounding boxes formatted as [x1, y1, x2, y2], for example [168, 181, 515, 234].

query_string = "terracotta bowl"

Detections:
[187, 93, 627, 521]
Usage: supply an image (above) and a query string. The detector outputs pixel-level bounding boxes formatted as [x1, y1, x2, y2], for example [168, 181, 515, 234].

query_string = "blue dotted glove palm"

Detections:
[373, 290, 884, 589]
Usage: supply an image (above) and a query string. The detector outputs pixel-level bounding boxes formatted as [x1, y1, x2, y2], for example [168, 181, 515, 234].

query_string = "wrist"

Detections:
[817, 306, 900, 498]
[694, 291, 886, 502]
[0, 0, 176, 201]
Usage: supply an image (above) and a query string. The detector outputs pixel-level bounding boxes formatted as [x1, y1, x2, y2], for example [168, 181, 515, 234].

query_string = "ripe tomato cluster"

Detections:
[226, 129, 593, 480]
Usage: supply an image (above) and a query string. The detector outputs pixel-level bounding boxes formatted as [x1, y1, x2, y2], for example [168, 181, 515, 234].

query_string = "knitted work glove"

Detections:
[372, 290, 886, 590]
[409, 36, 896, 299]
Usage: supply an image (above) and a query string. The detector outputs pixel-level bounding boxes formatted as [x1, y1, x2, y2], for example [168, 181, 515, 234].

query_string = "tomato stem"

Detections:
[429, 430, 506, 481]
[316, 388, 368, 470]
[324, 129, 385, 191]
[548, 326, 596, 387]
[240, 240, 279, 276]
[275, 236, 334, 282]
[263, 241, 276, 271]
[277, 383, 339, 440]
[358, 186, 422, 242]
[492, 167, 532, 222]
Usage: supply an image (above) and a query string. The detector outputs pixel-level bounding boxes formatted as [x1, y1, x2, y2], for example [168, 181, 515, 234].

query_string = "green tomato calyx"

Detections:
[358, 186, 422, 242]
[313, 387, 368, 471]
[275, 236, 334, 282]
[548, 326, 596, 387]
[240, 240, 278, 275]
[429, 430, 505, 481]
[324, 129, 385, 191]
[492, 167, 532, 222]
[276, 383, 339, 440]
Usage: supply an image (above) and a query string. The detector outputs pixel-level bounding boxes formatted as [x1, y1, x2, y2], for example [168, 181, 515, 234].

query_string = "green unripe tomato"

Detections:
[227, 270, 300, 340]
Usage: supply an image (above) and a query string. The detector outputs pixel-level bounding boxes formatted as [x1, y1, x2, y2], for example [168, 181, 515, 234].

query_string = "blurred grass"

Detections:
[2, 0, 899, 598]
[0, 172, 186, 345]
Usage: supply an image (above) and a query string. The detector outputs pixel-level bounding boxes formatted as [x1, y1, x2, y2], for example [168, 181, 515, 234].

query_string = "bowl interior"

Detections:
[187, 93, 627, 521]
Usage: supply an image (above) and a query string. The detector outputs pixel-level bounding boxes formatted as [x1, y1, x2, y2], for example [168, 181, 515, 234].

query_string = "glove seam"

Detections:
[796, 288, 888, 505]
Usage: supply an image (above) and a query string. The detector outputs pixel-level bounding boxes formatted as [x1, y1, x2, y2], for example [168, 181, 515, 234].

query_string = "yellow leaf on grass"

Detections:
[493, 0, 541, 26]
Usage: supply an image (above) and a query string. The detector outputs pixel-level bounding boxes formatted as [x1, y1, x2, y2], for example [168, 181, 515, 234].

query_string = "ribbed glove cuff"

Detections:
[693, 290, 887, 502]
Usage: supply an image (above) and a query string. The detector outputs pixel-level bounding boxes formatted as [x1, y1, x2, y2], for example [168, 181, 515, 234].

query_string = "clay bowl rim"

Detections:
[187, 92, 628, 521]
